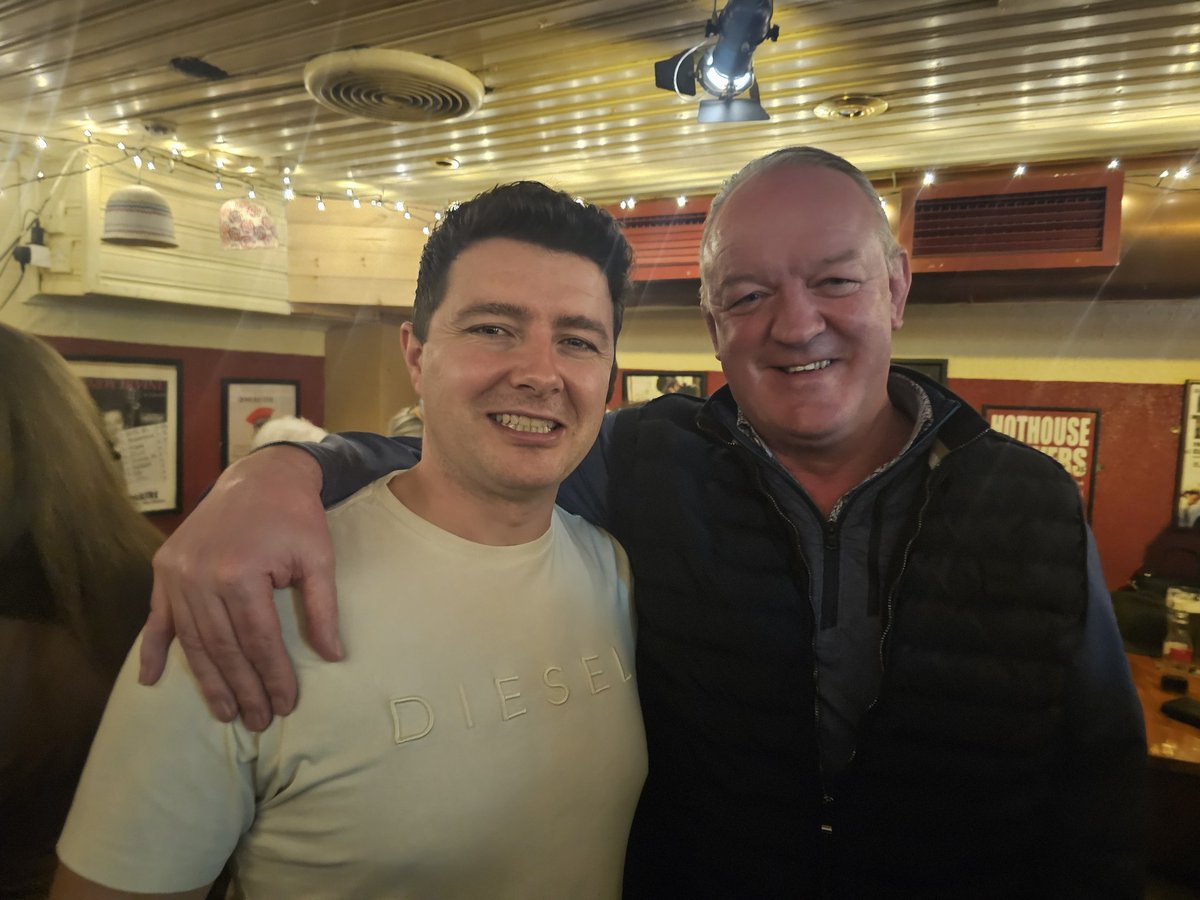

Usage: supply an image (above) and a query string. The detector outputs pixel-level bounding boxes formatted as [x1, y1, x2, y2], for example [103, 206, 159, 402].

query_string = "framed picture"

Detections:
[68, 357, 182, 515]
[622, 370, 707, 405]
[1173, 381, 1200, 529]
[982, 404, 1100, 521]
[893, 358, 948, 384]
[221, 379, 300, 468]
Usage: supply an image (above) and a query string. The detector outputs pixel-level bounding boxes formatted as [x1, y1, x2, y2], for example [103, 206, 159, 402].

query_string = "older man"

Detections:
[141, 148, 1145, 898]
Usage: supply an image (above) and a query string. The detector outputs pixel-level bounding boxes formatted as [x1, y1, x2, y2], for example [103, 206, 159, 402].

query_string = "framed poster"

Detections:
[221, 379, 300, 468]
[621, 371, 707, 405]
[982, 404, 1100, 521]
[68, 357, 182, 514]
[1174, 381, 1200, 529]
[893, 358, 948, 384]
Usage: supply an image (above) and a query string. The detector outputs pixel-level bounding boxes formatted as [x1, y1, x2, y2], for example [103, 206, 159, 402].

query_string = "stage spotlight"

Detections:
[653, 0, 779, 123]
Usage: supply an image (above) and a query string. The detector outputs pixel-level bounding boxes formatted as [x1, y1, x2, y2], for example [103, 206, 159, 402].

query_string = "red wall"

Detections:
[953, 378, 1188, 590]
[45, 335, 324, 535]
[616, 367, 1193, 589]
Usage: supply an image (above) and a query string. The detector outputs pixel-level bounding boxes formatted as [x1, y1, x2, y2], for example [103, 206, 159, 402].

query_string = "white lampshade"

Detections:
[102, 184, 178, 248]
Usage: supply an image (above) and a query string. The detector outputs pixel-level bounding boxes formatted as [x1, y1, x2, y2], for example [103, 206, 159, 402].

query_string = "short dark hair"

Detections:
[412, 181, 631, 342]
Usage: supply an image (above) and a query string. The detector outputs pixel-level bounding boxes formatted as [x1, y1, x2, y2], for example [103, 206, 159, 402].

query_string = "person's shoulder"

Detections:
[326, 471, 403, 520]
[553, 506, 624, 564]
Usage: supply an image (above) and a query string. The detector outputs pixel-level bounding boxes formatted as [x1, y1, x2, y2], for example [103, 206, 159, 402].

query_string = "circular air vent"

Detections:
[812, 94, 889, 121]
[303, 49, 485, 123]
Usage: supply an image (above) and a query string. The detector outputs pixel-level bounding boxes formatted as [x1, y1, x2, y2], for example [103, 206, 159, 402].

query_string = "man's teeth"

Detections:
[783, 360, 832, 373]
[492, 413, 557, 434]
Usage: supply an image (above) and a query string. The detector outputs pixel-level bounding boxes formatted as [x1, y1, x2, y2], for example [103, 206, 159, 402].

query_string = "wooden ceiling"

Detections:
[2, 0, 1198, 210]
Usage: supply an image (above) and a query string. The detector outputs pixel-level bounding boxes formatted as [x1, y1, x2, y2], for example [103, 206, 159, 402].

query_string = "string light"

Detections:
[676, 195, 687, 207]
[1013, 164, 1026, 176]
[247, 187, 256, 199]
[34, 136, 47, 150]
[922, 171, 936, 186]
[394, 200, 404, 212]
[132, 154, 143, 169]
[315, 195, 325, 211]
[146, 159, 156, 172]
[116, 141, 126, 151]
[214, 176, 222, 190]
[283, 187, 294, 201]
[1108, 159, 1120, 169]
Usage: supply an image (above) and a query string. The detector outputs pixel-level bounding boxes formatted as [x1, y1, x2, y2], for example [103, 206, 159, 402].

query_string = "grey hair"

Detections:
[699, 146, 902, 306]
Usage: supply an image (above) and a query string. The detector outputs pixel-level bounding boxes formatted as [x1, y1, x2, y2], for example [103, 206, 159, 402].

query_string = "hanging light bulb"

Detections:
[283, 187, 295, 201]
[316, 195, 326, 211]
[214, 176, 223, 191]
[247, 187, 256, 199]
[35, 136, 47, 150]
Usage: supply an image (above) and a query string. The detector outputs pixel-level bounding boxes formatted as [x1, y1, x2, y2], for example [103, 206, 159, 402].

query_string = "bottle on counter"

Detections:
[1162, 587, 1196, 687]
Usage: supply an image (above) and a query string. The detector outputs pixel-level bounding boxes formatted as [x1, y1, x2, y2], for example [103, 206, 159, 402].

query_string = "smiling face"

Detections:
[402, 237, 615, 509]
[701, 164, 911, 463]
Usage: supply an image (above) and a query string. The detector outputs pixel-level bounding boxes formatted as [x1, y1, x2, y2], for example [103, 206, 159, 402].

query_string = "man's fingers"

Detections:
[169, 592, 244, 725]
[219, 574, 298, 721]
[295, 559, 343, 663]
[138, 577, 177, 686]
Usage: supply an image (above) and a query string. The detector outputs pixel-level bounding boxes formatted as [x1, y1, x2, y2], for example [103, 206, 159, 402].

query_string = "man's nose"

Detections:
[511, 336, 564, 393]
[769, 285, 826, 345]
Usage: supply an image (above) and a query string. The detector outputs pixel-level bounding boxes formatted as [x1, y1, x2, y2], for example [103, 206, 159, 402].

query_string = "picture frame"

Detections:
[67, 357, 182, 515]
[1173, 381, 1200, 529]
[221, 379, 301, 469]
[893, 358, 948, 384]
[621, 370, 707, 405]
[982, 404, 1101, 522]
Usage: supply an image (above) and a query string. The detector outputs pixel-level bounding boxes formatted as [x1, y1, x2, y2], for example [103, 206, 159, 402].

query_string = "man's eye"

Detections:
[470, 324, 509, 336]
[816, 278, 860, 296]
[727, 291, 763, 309]
[562, 336, 599, 352]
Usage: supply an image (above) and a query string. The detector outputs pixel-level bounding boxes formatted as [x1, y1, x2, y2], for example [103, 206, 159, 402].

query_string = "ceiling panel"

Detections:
[0, 0, 1196, 211]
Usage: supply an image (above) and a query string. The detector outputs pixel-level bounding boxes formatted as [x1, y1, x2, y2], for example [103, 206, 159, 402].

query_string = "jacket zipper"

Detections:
[846, 426, 992, 766]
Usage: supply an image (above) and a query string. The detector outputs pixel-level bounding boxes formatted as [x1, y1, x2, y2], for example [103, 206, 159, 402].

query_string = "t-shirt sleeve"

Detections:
[56, 635, 259, 893]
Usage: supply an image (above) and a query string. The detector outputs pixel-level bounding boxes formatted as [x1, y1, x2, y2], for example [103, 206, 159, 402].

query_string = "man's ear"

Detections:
[701, 303, 723, 360]
[889, 249, 913, 330]
[400, 323, 424, 395]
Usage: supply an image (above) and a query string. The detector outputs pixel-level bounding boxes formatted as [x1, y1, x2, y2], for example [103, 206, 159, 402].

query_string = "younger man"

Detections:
[52, 183, 646, 899]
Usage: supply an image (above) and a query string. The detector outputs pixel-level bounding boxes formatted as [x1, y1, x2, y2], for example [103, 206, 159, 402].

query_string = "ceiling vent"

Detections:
[303, 49, 485, 123]
[898, 170, 1123, 272]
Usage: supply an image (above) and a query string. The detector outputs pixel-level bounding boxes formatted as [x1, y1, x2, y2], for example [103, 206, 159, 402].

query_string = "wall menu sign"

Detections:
[68, 357, 182, 515]
[982, 405, 1100, 520]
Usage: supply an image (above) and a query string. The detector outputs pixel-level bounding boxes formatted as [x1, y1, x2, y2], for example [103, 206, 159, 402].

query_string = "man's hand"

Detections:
[138, 445, 341, 731]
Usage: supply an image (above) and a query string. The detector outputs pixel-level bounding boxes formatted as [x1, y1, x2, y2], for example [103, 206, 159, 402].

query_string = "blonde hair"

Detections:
[0, 324, 162, 676]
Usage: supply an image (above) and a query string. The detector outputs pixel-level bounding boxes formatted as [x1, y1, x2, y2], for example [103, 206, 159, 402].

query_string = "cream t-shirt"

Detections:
[59, 474, 647, 899]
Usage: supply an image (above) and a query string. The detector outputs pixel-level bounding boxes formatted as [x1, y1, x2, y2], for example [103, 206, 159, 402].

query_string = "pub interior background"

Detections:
[2, 0, 1200, 891]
